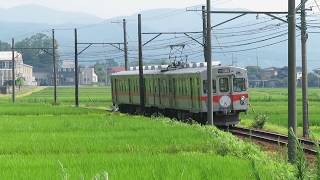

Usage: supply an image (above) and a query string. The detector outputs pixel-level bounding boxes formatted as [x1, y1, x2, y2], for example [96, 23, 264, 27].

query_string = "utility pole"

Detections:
[206, 0, 213, 125]
[301, 0, 309, 138]
[74, 28, 79, 107]
[138, 14, 145, 112]
[232, 54, 237, 66]
[11, 38, 15, 103]
[123, 19, 129, 71]
[288, 0, 297, 163]
[202, 5, 207, 62]
[52, 29, 57, 104]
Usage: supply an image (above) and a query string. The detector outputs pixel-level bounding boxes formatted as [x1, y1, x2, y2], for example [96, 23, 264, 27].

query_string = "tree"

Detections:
[94, 59, 119, 84]
[94, 63, 107, 83]
[309, 73, 320, 87]
[15, 33, 59, 72]
[0, 41, 11, 51]
[16, 77, 25, 90]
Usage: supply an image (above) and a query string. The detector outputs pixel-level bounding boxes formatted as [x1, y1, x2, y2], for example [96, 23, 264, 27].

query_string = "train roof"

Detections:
[112, 65, 246, 76]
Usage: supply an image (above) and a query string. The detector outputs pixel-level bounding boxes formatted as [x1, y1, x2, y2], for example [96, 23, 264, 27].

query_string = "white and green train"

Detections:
[111, 62, 249, 126]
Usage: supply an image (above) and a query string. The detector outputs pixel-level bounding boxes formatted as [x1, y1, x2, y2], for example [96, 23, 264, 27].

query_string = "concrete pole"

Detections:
[138, 14, 145, 111]
[123, 19, 128, 71]
[202, 6, 207, 62]
[206, 0, 213, 125]
[301, 0, 309, 138]
[288, 0, 297, 164]
[11, 38, 15, 103]
[74, 29, 79, 107]
[52, 29, 57, 104]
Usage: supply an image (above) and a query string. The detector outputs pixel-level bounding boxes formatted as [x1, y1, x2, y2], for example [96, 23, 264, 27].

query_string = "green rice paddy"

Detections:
[0, 86, 308, 179]
[241, 88, 320, 139]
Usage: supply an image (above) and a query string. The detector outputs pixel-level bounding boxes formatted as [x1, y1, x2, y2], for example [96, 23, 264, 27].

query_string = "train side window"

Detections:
[180, 79, 183, 95]
[162, 80, 166, 94]
[124, 81, 126, 92]
[185, 79, 188, 95]
[177, 79, 180, 95]
[203, 80, 207, 94]
[181, 80, 184, 95]
[180, 79, 182, 95]
[172, 78, 177, 96]
[121, 81, 123, 92]
[219, 78, 229, 92]
[203, 80, 216, 94]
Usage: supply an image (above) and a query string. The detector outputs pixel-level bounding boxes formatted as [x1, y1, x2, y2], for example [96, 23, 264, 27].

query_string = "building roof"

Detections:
[110, 67, 125, 73]
[0, 51, 23, 62]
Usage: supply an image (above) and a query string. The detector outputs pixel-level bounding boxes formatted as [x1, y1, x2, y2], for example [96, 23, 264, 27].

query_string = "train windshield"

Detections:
[233, 78, 246, 92]
[219, 78, 229, 92]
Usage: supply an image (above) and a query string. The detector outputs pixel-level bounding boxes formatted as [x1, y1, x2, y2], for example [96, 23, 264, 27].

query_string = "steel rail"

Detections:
[226, 126, 317, 155]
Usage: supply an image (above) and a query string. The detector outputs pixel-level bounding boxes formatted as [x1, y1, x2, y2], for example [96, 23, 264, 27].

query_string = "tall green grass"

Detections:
[0, 87, 305, 178]
[0, 86, 296, 179]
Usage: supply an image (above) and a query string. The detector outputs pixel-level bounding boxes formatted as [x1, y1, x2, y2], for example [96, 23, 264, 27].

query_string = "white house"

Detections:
[0, 51, 37, 86]
[80, 67, 98, 85]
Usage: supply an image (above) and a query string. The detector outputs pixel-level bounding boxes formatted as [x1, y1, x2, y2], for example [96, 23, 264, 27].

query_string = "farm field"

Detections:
[0, 87, 295, 179]
[19, 86, 320, 139]
[4, 86, 113, 108]
[241, 88, 320, 139]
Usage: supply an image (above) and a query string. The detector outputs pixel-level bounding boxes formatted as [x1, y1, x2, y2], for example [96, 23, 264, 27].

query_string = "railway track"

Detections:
[226, 126, 318, 155]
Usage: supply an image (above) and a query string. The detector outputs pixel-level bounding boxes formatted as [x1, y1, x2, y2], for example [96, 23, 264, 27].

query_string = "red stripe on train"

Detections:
[199, 94, 248, 102]
[113, 93, 248, 102]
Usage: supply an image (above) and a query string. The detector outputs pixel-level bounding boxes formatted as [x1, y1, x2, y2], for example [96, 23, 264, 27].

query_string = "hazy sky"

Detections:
[0, 0, 294, 18]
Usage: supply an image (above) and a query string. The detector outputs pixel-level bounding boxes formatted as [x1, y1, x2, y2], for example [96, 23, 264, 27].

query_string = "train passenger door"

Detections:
[173, 78, 176, 107]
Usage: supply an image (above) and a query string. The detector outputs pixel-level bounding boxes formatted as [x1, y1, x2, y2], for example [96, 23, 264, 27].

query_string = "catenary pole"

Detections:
[206, 0, 213, 125]
[138, 14, 145, 112]
[288, 0, 297, 163]
[52, 29, 57, 104]
[11, 38, 15, 103]
[123, 19, 128, 71]
[202, 5, 207, 62]
[301, 0, 309, 138]
[74, 28, 79, 107]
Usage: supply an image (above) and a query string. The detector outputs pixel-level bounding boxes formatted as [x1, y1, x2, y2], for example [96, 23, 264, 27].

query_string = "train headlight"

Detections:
[240, 96, 246, 105]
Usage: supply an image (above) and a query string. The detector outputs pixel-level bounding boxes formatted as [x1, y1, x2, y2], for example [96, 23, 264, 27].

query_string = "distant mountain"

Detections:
[0, 4, 319, 70]
[0, 4, 102, 25]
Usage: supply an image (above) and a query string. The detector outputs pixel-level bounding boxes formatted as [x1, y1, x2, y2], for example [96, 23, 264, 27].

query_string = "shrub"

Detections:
[251, 114, 268, 129]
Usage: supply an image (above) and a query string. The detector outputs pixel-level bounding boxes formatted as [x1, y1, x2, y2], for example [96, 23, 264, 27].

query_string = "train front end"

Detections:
[202, 66, 249, 126]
